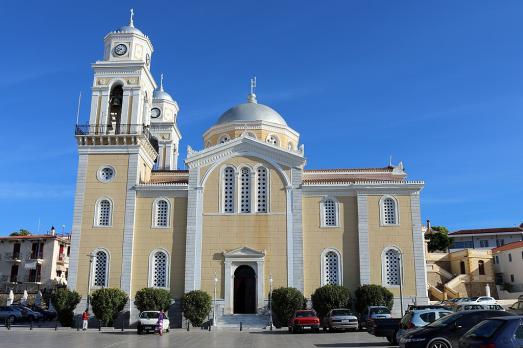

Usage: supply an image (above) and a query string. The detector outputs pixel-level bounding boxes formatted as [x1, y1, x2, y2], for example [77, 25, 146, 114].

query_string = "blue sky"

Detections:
[0, 1, 522, 235]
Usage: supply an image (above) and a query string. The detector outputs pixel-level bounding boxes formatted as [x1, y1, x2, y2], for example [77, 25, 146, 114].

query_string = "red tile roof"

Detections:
[0, 234, 70, 241]
[492, 240, 523, 253]
[450, 227, 523, 236]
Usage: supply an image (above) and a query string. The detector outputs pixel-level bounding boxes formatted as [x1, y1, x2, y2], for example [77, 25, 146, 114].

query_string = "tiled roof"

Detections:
[450, 227, 523, 236]
[0, 234, 70, 241]
[149, 170, 189, 184]
[304, 166, 395, 173]
[492, 240, 523, 253]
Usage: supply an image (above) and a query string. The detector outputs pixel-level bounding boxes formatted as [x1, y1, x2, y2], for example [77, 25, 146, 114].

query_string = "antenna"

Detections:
[76, 92, 82, 125]
[37, 218, 41, 234]
[389, 155, 392, 167]
[160, 73, 164, 91]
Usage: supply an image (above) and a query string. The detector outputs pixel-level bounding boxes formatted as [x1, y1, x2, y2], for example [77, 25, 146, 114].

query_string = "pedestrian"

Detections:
[82, 309, 89, 331]
[156, 309, 165, 336]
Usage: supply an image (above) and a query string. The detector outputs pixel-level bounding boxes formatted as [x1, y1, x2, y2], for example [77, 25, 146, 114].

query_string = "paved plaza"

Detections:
[0, 328, 395, 348]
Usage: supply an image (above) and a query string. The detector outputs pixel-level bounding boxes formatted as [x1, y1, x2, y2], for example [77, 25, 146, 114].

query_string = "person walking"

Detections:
[82, 310, 89, 331]
[156, 309, 165, 336]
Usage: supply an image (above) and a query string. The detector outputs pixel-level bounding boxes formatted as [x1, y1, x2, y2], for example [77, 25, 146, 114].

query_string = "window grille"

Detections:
[223, 167, 235, 213]
[383, 198, 397, 224]
[152, 251, 167, 288]
[93, 250, 108, 287]
[156, 200, 169, 227]
[324, 199, 337, 226]
[257, 167, 267, 213]
[240, 168, 251, 213]
[324, 251, 339, 285]
[384, 249, 400, 286]
[97, 200, 111, 226]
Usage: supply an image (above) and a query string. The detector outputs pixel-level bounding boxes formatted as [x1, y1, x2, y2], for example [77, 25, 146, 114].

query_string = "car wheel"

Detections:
[8, 315, 15, 324]
[428, 339, 451, 348]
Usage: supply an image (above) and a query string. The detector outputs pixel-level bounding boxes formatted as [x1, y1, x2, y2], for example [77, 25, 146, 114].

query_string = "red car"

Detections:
[288, 310, 320, 333]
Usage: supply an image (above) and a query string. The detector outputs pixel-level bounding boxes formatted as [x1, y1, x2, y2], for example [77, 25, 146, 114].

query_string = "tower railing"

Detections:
[75, 124, 159, 152]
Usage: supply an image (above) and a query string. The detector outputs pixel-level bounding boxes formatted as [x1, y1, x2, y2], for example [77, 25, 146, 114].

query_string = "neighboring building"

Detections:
[68, 13, 428, 325]
[492, 241, 523, 292]
[449, 225, 523, 251]
[426, 249, 496, 300]
[0, 233, 70, 291]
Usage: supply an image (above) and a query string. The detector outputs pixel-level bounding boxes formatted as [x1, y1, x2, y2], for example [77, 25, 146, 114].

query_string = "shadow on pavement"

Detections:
[315, 344, 394, 347]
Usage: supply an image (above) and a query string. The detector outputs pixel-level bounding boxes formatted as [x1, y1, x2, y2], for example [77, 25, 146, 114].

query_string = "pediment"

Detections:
[223, 246, 265, 258]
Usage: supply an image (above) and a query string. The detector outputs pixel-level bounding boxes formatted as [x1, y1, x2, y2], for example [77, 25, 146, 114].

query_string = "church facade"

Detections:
[68, 15, 428, 323]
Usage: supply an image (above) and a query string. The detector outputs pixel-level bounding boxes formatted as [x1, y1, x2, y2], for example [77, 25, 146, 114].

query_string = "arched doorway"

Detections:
[234, 265, 256, 314]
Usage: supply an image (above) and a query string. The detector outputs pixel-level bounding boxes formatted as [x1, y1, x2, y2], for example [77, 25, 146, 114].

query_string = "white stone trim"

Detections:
[151, 197, 171, 228]
[290, 168, 304, 291]
[379, 195, 400, 226]
[148, 248, 170, 289]
[357, 194, 370, 285]
[381, 246, 402, 288]
[410, 192, 429, 303]
[96, 164, 116, 183]
[184, 167, 203, 291]
[68, 154, 89, 291]
[319, 196, 340, 228]
[320, 248, 342, 286]
[93, 196, 114, 227]
[90, 248, 110, 288]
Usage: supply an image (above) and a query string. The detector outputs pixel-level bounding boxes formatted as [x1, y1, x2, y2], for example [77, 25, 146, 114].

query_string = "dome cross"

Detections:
[129, 8, 135, 27]
[160, 73, 164, 91]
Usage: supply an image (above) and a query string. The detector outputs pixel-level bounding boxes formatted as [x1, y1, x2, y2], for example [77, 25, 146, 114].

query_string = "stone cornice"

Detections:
[203, 120, 300, 139]
[92, 61, 157, 89]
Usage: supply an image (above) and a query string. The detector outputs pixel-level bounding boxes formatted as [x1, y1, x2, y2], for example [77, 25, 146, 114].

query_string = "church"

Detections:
[68, 13, 428, 325]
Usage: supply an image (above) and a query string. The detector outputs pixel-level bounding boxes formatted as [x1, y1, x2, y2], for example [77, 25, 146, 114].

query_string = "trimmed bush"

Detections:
[181, 290, 212, 327]
[311, 285, 353, 320]
[50, 287, 81, 327]
[134, 288, 171, 312]
[354, 284, 393, 314]
[91, 288, 128, 326]
[271, 287, 306, 327]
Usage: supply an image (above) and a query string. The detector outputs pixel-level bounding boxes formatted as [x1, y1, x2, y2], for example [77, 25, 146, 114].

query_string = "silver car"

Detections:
[396, 308, 453, 342]
[323, 309, 358, 331]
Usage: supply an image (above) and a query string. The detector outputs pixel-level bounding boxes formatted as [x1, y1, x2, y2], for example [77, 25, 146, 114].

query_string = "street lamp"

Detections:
[86, 253, 95, 311]
[213, 272, 218, 326]
[398, 251, 404, 317]
[268, 274, 274, 329]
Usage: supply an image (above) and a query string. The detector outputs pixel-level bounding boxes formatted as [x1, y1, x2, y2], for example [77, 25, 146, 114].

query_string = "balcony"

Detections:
[75, 124, 159, 154]
[57, 253, 69, 264]
[3, 252, 22, 262]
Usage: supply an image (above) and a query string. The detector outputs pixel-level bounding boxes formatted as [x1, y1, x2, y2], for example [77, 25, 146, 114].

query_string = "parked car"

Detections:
[10, 305, 43, 321]
[29, 305, 57, 321]
[322, 309, 358, 332]
[455, 304, 486, 311]
[0, 306, 23, 323]
[459, 315, 523, 348]
[137, 311, 170, 334]
[366, 317, 401, 344]
[399, 310, 514, 348]
[407, 305, 451, 312]
[288, 310, 320, 333]
[461, 296, 497, 306]
[483, 304, 505, 311]
[396, 308, 453, 343]
[359, 306, 391, 329]
[507, 297, 523, 315]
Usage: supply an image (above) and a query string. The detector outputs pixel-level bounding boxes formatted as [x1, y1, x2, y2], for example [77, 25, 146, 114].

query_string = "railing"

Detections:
[4, 252, 21, 260]
[28, 253, 44, 260]
[75, 123, 159, 152]
[58, 253, 69, 263]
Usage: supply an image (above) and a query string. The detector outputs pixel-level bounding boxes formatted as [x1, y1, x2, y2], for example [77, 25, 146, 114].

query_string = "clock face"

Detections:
[151, 108, 161, 118]
[146, 53, 150, 67]
[113, 44, 128, 56]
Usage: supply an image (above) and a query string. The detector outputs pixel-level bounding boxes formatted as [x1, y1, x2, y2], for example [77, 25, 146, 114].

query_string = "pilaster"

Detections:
[410, 191, 429, 303]
[184, 167, 203, 291]
[290, 168, 304, 292]
[357, 193, 370, 285]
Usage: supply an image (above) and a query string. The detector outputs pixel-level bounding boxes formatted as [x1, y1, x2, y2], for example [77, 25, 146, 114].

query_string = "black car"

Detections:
[399, 310, 514, 348]
[459, 316, 523, 348]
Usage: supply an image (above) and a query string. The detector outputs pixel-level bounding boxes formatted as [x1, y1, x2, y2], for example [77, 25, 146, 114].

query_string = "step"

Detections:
[216, 314, 269, 329]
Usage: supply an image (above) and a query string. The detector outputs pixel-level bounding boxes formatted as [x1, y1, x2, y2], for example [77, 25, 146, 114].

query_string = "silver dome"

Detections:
[216, 99, 287, 126]
[153, 89, 174, 102]
[116, 25, 144, 35]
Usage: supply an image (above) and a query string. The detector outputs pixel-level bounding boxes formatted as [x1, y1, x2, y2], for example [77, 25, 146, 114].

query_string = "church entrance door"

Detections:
[233, 265, 256, 314]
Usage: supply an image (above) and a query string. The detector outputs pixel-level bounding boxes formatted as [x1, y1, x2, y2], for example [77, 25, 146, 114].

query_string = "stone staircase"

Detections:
[216, 314, 270, 329]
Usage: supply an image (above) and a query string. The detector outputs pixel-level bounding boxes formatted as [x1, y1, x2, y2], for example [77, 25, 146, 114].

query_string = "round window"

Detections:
[97, 166, 115, 183]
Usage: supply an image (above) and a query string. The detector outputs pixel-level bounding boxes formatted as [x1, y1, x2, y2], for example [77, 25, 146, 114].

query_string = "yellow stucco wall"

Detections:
[200, 156, 288, 298]
[302, 196, 360, 297]
[204, 128, 298, 150]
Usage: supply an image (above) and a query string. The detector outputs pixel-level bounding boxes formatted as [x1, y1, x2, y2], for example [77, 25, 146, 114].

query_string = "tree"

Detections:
[271, 287, 306, 327]
[426, 225, 452, 252]
[134, 288, 172, 312]
[10, 229, 31, 236]
[90, 288, 128, 326]
[311, 285, 353, 320]
[354, 284, 394, 314]
[181, 290, 212, 327]
[50, 287, 81, 327]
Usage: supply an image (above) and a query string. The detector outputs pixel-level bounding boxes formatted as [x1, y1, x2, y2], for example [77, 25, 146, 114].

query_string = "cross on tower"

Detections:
[160, 73, 164, 91]
[129, 8, 135, 27]
[250, 76, 256, 95]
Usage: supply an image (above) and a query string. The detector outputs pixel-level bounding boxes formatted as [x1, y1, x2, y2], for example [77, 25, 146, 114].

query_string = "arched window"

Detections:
[108, 85, 123, 133]
[240, 168, 251, 213]
[96, 199, 112, 226]
[322, 249, 341, 285]
[383, 248, 401, 286]
[256, 167, 268, 213]
[478, 260, 485, 275]
[322, 199, 338, 227]
[150, 250, 168, 288]
[266, 134, 279, 146]
[381, 196, 398, 225]
[223, 166, 235, 213]
[154, 199, 169, 227]
[93, 250, 108, 287]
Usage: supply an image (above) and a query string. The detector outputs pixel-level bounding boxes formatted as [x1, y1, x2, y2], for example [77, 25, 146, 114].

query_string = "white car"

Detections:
[461, 296, 497, 306]
[137, 311, 170, 334]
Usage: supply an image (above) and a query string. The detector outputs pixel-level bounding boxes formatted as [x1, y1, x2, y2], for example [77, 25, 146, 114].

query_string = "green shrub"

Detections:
[134, 288, 172, 312]
[311, 285, 353, 320]
[354, 284, 393, 314]
[271, 287, 306, 327]
[91, 288, 128, 326]
[181, 290, 212, 327]
[50, 287, 81, 327]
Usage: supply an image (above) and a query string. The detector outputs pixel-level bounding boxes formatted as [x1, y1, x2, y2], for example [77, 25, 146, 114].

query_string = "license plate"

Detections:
[342, 320, 350, 323]
[303, 326, 311, 329]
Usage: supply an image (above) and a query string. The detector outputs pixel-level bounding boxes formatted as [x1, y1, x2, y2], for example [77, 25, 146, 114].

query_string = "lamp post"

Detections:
[213, 272, 218, 326]
[86, 253, 95, 311]
[268, 273, 273, 330]
[398, 251, 404, 317]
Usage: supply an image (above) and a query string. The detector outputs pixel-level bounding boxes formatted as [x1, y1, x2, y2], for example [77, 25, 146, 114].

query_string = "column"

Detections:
[357, 193, 370, 285]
